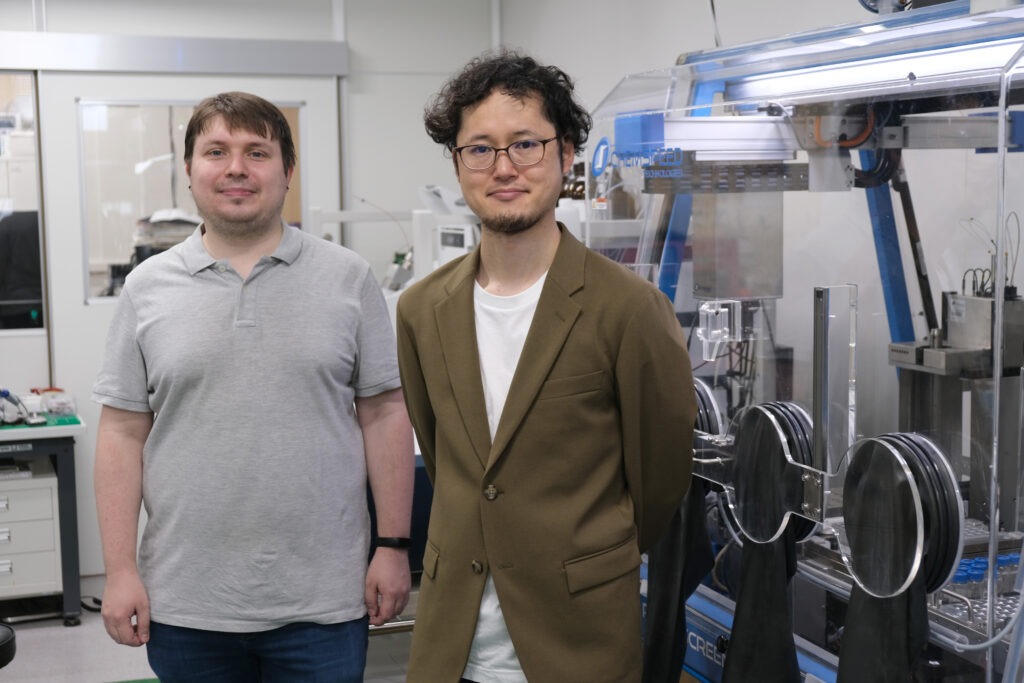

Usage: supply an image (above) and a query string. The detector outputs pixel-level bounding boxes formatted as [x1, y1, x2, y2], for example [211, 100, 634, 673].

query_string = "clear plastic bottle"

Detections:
[952, 570, 969, 597]
[998, 555, 1012, 594]
[968, 569, 985, 600]
[1007, 553, 1021, 594]
[973, 559, 991, 597]
[956, 560, 974, 597]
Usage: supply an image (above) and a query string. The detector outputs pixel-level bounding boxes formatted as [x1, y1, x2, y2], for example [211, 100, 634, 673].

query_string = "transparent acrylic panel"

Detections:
[728, 404, 815, 544]
[0, 72, 43, 329]
[835, 432, 964, 598]
[1005, 72, 1024, 534]
[79, 101, 303, 299]
[813, 285, 857, 480]
[840, 437, 924, 598]
[691, 192, 783, 301]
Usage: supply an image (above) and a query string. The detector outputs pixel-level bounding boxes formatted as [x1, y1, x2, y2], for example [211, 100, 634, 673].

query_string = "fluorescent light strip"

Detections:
[729, 39, 1022, 102]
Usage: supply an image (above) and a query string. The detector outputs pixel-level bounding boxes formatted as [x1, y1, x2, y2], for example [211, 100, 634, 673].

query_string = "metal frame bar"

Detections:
[0, 30, 348, 77]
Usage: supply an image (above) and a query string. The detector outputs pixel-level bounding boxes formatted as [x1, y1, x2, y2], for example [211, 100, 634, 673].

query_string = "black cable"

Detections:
[890, 159, 940, 331]
[877, 100, 897, 129]
[692, 343, 732, 372]
[80, 595, 102, 612]
[707, 0, 723, 47]
[854, 149, 901, 188]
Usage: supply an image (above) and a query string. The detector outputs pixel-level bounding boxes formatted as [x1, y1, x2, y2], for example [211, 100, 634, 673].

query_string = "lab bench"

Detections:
[0, 417, 85, 625]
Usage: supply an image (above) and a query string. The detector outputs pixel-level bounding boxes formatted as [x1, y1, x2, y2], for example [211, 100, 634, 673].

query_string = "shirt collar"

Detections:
[271, 220, 302, 265]
[181, 219, 302, 276]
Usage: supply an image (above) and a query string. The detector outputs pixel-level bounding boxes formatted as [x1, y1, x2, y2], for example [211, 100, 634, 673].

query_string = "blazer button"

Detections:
[471, 560, 484, 574]
[484, 484, 499, 501]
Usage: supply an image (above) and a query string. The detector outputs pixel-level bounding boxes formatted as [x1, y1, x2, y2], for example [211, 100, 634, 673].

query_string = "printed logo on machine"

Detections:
[591, 136, 610, 178]
[688, 631, 725, 668]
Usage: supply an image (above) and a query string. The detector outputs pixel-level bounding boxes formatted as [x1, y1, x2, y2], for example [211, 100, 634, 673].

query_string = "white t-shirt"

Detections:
[462, 273, 546, 683]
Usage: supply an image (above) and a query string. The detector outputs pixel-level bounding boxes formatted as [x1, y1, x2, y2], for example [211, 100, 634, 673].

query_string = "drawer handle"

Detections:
[0, 560, 11, 574]
[0, 497, 7, 513]
[0, 530, 10, 544]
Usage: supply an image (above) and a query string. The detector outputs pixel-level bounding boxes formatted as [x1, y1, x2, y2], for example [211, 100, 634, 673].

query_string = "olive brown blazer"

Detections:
[396, 227, 696, 682]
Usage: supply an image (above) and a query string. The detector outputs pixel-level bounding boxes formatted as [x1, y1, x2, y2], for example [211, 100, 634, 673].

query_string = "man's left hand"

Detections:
[365, 547, 412, 627]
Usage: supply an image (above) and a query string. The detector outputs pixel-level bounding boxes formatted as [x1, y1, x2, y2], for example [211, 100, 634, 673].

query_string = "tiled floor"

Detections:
[1, 608, 412, 682]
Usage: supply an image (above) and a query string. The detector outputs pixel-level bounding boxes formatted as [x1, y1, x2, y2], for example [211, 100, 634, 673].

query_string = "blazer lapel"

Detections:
[435, 250, 492, 470]
[486, 228, 586, 470]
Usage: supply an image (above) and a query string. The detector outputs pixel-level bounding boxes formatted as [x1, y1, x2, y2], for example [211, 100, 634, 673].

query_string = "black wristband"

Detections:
[375, 536, 412, 549]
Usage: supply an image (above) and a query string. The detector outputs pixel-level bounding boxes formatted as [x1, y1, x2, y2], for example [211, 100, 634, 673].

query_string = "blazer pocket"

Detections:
[422, 540, 440, 580]
[563, 534, 641, 595]
[537, 370, 607, 401]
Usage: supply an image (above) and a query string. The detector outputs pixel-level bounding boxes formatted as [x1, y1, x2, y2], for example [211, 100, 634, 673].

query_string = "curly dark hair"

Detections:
[424, 49, 592, 154]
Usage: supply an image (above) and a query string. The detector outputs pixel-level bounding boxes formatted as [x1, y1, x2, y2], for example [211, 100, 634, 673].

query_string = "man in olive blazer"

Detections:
[397, 51, 696, 682]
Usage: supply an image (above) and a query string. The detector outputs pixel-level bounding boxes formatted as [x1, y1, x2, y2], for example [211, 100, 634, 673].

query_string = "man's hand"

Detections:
[364, 548, 411, 627]
[101, 570, 151, 646]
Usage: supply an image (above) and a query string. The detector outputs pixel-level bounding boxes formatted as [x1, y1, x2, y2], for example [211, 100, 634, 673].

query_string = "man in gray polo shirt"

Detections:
[92, 91, 413, 682]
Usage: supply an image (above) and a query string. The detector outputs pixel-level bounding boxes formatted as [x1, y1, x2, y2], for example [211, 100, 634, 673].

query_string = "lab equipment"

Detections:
[0, 388, 45, 426]
[590, 2, 1024, 678]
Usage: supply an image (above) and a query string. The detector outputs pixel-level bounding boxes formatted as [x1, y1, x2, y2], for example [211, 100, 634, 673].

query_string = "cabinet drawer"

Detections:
[0, 551, 59, 598]
[0, 487, 54, 523]
[0, 519, 55, 554]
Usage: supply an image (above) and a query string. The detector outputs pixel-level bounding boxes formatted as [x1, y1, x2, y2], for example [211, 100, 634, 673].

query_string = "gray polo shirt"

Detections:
[93, 224, 401, 632]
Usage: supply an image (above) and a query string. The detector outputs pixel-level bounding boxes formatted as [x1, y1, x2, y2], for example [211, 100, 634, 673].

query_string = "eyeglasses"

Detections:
[453, 137, 559, 170]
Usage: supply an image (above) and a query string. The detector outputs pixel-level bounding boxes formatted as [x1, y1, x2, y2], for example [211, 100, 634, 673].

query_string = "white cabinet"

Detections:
[0, 459, 61, 599]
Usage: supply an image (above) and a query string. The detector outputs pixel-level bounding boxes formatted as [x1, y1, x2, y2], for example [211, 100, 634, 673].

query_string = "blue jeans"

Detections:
[146, 617, 368, 683]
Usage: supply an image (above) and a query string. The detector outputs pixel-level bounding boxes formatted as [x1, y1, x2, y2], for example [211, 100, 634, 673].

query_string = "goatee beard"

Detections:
[484, 209, 543, 235]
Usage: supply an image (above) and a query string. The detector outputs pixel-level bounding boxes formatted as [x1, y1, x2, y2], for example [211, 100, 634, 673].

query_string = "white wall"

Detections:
[0, 0, 33, 30]
[339, 0, 494, 276]
[0, 332, 47, 390]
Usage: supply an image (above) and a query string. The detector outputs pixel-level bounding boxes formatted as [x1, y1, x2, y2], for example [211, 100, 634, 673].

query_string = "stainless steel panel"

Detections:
[922, 347, 989, 375]
[946, 294, 994, 350]
[903, 114, 1013, 149]
[890, 340, 926, 365]
[944, 293, 1024, 369]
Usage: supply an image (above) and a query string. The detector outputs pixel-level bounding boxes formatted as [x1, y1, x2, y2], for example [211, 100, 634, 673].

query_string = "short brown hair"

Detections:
[184, 91, 296, 173]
